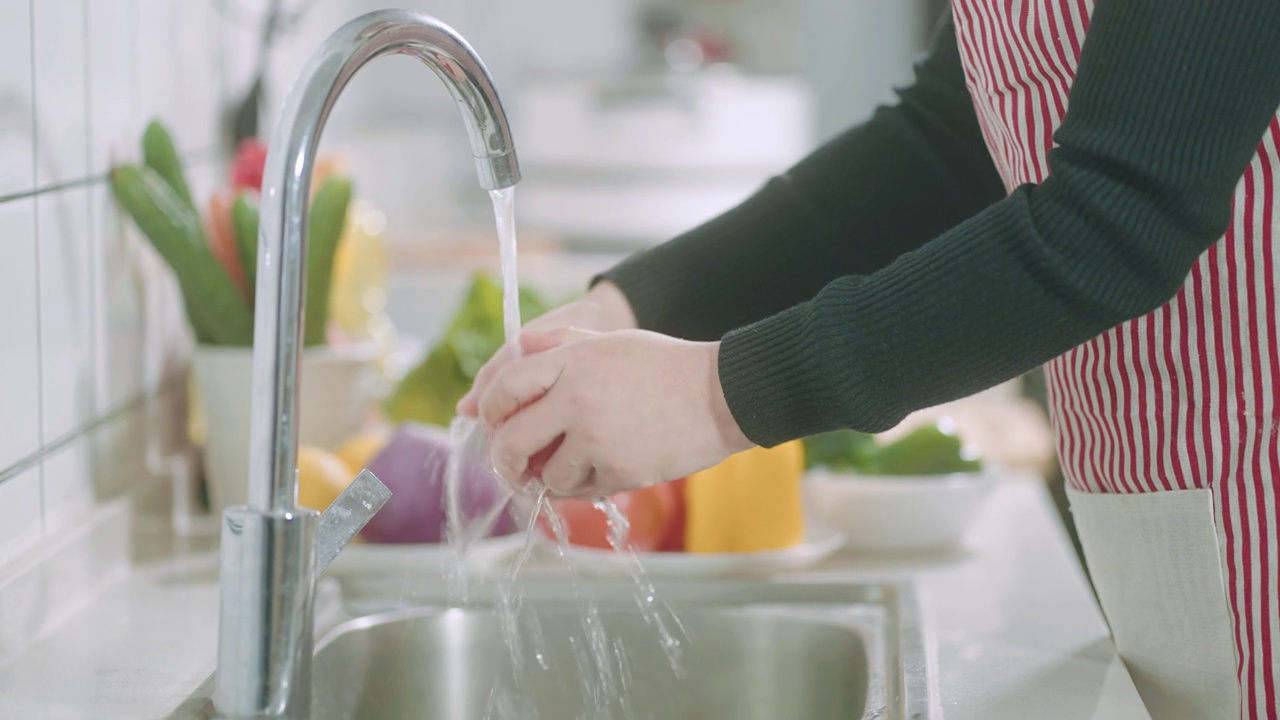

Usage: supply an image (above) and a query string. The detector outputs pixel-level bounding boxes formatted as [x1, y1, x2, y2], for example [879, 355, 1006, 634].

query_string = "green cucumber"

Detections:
[231, 192, 259, 300]
[304, 176, 352, 346]
[110, 165, 254, 346]
[141, 121, 194, 208]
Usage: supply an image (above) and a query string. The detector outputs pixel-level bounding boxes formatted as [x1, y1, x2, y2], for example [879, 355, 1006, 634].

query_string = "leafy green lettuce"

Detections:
[383, 273, 554, 427]
[804, 423, 982, 475]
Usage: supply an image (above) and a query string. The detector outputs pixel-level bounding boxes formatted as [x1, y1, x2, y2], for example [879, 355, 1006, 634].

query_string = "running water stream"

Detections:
[442, 187, 686, 719]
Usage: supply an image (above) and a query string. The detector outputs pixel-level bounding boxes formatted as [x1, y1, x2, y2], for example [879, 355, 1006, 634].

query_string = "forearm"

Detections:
[719, 0, 1280, 445]
[600, 15, 1004, 341]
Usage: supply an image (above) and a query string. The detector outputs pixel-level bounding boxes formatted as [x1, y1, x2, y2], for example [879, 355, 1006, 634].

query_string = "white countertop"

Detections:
[825, 477, 1150, 719]
[0, 475, 1149, 719]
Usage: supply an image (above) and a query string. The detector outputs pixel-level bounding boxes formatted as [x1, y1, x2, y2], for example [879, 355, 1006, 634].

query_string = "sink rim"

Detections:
[314, 577, 929, 720]
[171, 578, 929, 720]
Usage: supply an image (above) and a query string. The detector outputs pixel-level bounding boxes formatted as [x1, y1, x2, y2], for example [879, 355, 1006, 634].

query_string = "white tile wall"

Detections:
[0, 0, 33, 197]
[135, 0, 222, 156]
[37, 186, 93, 443]
[32, 0, 88, 186]
[170, 0, 221, 155]
[134, 0, 177, 146]
[0, 0, 232, 560]
[0, 467, 41, 568]
[41, 437, 93, 533]
[90, 183, 146, 415]
[86, 0, 137, 174]
[0, 198, 41, 469]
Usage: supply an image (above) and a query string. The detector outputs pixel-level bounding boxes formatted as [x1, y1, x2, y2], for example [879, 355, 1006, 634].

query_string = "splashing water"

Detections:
[443, 189, 525, 596]
[442, 186, 685, 718]
[596, 500, 688, 678]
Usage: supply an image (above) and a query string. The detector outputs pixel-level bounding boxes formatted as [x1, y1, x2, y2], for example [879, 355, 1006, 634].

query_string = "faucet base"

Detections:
[214, 506, 319, 719]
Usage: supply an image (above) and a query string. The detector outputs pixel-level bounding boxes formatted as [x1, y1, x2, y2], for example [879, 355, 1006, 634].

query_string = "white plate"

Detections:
[547, 526, 845, 578]
[324, 534, 527, 576]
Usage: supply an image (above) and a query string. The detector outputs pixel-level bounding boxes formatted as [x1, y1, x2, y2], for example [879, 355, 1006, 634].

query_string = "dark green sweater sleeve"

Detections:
[718, 0, 1280, 445]
[600, 17, 1006, 342]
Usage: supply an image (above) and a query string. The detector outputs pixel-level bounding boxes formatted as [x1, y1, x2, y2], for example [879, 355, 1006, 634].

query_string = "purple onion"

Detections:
[361, 423, 517, 544]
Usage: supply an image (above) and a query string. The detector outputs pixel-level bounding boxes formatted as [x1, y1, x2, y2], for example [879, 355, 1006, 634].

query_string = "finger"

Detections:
[538, 436, 595, 498]
[457, 342, 517, 416]
[519, 326, 594, 356]
[478, 349, 567, 431]
[526, 435, 565, 479]
[459, 327, 588, 417]
[488, 395, 568, 484]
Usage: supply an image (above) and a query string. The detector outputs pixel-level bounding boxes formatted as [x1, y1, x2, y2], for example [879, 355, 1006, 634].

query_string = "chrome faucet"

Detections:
[213, 10, 520, 718]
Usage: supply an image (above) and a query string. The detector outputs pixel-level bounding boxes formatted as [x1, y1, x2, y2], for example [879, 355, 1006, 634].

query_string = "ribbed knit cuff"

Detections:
[718, 302, 861, 447]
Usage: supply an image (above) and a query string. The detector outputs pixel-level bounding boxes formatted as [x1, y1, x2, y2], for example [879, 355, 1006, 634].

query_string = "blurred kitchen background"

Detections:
[0, 0, 1065, 572]
[260, 0, 947, 343]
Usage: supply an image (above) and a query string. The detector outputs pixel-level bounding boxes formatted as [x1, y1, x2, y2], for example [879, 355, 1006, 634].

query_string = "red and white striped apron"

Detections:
[949, 1, 1280, 718]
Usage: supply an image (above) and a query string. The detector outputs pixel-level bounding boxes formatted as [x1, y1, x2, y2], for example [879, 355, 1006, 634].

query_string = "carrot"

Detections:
[205, 190, 248, 301]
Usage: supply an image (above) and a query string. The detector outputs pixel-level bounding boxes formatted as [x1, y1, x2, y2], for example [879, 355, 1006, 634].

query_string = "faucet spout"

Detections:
[251, 9, 520, 515]
[214, 10, 519, 718]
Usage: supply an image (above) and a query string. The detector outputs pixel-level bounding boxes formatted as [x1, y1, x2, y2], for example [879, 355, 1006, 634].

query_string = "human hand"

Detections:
[456, 280, 637, 417]
[476, 328, 754, 497]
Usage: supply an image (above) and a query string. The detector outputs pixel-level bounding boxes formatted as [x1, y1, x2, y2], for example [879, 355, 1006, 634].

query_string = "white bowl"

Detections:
[803, 469, 998, 552]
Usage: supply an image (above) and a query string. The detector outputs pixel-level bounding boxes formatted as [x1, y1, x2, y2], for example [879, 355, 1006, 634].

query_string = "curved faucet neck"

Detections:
[247, 9, 520, 513]
[216, 11, 518, 719]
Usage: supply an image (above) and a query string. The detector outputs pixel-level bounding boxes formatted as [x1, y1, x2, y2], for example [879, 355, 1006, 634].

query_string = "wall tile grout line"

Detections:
[0, 173, 106, 206]
[0, 141, 224, 208]
[0, 379, 184, 487]
[83, 0, 97, 434]
[29, 0, 45, 535]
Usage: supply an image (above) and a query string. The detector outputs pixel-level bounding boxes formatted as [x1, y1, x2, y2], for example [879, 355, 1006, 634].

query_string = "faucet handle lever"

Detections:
[314, 469, 391, 575]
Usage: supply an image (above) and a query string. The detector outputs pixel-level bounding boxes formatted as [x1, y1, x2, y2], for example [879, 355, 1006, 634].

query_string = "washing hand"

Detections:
[464, 328, 754, 497]
[456, 280, 637, 417]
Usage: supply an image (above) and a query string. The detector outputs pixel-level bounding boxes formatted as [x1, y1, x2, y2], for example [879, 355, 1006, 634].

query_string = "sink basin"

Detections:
[313, 607, 867, 719]
[173, 572, 926, 719]
[308, 577, 926, 720]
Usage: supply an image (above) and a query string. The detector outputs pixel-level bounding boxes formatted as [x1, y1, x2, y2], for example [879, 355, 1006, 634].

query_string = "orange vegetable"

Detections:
[205, 190, 247, 300]
[685, 441, 806, 554]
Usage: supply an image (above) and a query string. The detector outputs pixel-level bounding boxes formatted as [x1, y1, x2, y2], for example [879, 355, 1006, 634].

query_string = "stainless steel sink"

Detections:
[173, 562, 927, 719]
[307, 577, 927, 720]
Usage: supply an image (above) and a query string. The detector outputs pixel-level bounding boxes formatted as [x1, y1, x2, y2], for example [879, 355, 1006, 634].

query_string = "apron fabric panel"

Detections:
[948, 1, 1280, 716]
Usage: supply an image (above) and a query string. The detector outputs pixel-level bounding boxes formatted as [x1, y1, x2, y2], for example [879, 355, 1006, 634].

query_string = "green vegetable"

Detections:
[803, 420, 982, 476]
[384, 273, 553, 426]
[231, 192, 259, 300]
[304, 176, 352, 346]
[867, 423, 982, 475]
[226, 178, 350, 343]
[110, 165, 254, 345]
[383, 343, 469, 427]
[142, 121, 193, 208]
[802, 430, 878, 471]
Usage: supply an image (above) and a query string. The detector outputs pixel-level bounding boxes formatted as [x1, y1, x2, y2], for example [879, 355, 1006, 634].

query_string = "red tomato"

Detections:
[657, 478, 687, 552]
[231, 138, 268, 192]
[538, 483, 679, 553]
[619, 484, 676, 552]
[540, 498, 610, 549]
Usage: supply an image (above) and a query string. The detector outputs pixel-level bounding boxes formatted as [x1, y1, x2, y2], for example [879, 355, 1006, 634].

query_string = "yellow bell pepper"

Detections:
[685, 441, 806, 553]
